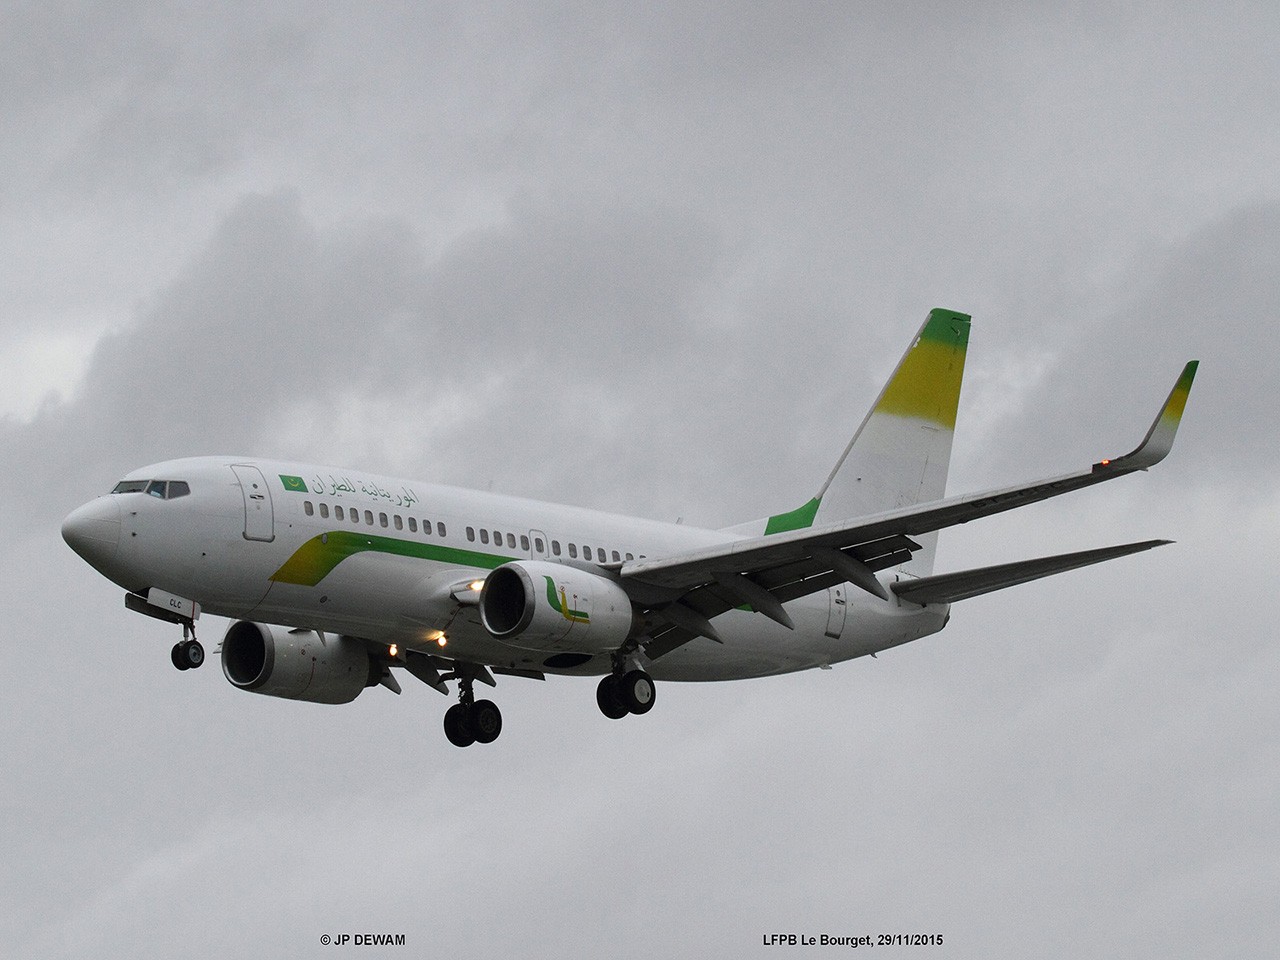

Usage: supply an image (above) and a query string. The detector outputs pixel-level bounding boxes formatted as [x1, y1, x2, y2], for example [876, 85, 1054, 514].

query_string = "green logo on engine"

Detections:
[544, 576, 590, 623]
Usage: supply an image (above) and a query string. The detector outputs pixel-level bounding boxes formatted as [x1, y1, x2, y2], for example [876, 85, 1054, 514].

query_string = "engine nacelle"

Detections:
[221, 621, 376, 704]
[479, 561, 639, 654]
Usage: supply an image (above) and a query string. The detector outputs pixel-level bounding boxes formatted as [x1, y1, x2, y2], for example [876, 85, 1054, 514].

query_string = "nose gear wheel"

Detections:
[170, 623, 204, 670]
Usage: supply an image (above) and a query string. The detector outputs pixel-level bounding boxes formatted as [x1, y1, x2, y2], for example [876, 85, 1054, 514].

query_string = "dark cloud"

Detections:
[3, 4, 316, 195]
[964, 201, 1280, 498]
[8, 188, 726, 530]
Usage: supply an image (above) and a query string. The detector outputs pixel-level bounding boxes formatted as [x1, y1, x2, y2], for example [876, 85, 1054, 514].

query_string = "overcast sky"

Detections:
[4, 3, 1277, 957]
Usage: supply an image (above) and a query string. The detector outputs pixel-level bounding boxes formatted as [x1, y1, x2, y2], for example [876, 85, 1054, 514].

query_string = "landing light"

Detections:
[1101, 459, 1111, 466]
[388, 644, 398, 657]
[468, 580, 484, 592]
[437, 635, 448, 648]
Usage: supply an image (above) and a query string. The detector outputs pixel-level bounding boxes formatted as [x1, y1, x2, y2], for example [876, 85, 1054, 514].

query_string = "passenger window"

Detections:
[335, 506, 344, 520]
[437, 522, 446, 537]
[552, 540, 561, 556]
[582, 545, 590, 559]
[304, 501, 314, 516]
[168, 481, 191, 499]
[379, 513, 388, 528]
[408, 518, 417, 533]
[467, 527, 475, 542]
[480, 529, 489, 544]
[534, 537, 544, 552]
[612, 550, 620, 562]
[319, 503, 329, 519]
[147, 481, 167, 499]
[521, 535, 530, 551]
[352, 510, 360, 525]
[394, 515, 403, 531]
[364, 510, 374, 525]
[507, 533, 516, 548]
[492, 530, 501, 545]
[568, 543, 577, 558]
[625, 553, 634, 561]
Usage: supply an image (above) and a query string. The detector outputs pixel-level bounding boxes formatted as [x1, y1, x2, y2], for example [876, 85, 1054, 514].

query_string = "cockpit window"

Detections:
[111, 479, 191, 499]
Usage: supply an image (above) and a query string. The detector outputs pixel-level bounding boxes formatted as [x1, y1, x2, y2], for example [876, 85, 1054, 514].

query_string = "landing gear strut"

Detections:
[442, 672, 503, 747]
[170, 622, 203, 671]
[596, 668, 656, 719]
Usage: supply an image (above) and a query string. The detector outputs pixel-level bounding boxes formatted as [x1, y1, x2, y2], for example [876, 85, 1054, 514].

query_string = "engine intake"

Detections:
[221, 621, 376, 704]
[479, 561, 638, 654]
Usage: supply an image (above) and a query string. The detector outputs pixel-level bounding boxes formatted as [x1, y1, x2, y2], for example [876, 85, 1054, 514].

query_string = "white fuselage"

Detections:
[65, 456, 948, 681]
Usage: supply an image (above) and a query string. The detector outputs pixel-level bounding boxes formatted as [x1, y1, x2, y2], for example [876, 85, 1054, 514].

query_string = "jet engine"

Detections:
[220, 621, 376, 704]
[479, 561, 639, 654]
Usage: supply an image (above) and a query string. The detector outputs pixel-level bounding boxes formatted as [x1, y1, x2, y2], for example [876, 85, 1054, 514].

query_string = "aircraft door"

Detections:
[824, 584, 847, 639]
[230, 464, 275, 542]
[529, 529, 549, 560]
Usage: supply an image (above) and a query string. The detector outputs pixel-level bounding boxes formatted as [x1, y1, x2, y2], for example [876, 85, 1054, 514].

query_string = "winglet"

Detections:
[1096, 360, 1198, 472]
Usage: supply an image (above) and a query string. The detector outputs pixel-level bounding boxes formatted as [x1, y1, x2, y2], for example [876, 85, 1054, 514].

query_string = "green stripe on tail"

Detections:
[764, 497, 822, 535]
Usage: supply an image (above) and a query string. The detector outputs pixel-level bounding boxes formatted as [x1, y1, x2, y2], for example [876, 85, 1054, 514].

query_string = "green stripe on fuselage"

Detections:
[270, 530, 511, 586]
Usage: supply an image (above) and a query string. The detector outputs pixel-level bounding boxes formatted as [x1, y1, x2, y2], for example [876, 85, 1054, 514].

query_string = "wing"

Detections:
[625, 361, 1197, 659]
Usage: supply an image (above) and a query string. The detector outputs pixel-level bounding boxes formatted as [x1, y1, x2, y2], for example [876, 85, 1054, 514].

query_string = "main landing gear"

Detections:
[443, 672, 503, 748]
[170, 623, 204, 671]
[596, 669, 656, 720]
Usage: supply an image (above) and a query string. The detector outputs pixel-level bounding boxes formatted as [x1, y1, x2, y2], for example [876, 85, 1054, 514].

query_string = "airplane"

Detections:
[61, 309, 1198, 747]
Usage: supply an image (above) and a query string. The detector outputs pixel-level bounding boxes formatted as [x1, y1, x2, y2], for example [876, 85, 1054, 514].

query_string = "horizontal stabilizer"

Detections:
[891, 540, 1172, 606]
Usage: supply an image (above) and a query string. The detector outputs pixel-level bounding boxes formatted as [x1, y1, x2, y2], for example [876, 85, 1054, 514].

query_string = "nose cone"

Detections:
[62, 497, 122, 572]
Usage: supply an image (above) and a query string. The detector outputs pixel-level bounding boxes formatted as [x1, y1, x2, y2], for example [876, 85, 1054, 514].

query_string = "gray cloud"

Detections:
[9, 188, 726, 531]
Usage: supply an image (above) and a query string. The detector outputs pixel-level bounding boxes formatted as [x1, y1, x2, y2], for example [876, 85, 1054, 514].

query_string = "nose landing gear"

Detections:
[170, 622, 204, 671]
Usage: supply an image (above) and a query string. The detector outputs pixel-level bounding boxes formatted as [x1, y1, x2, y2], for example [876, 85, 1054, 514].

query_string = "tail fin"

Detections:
[722, 308, 969, 573]
[813, 308, 970, 574]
